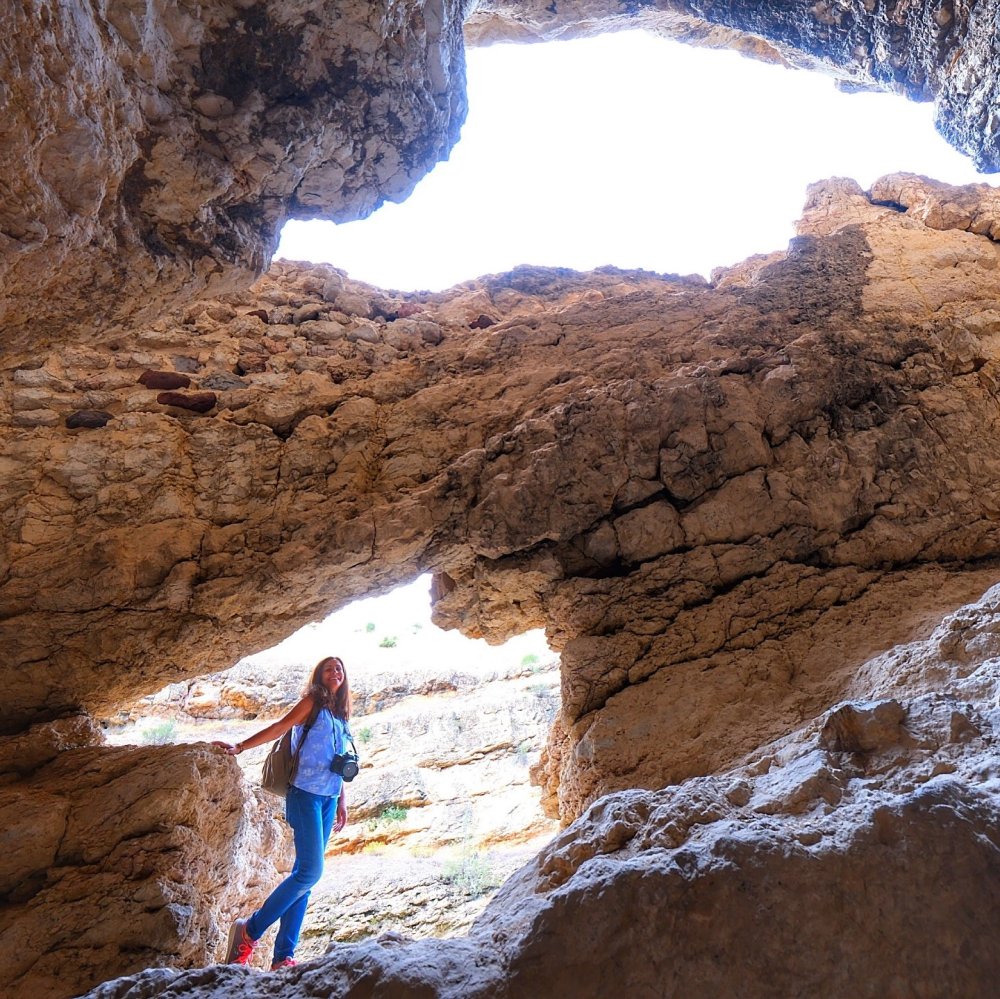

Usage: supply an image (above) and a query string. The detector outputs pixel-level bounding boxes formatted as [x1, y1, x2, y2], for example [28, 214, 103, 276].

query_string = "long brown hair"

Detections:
[305, 656, 351, 720]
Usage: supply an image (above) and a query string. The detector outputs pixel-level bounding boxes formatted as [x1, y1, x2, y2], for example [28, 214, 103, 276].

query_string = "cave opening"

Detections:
[278, 30, 993, 290]
[101, 574, 560, 955]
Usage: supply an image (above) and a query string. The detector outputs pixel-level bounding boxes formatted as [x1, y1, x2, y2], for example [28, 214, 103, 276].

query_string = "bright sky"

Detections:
[277, 30, 995, 290]
[243, 574, 551, 679]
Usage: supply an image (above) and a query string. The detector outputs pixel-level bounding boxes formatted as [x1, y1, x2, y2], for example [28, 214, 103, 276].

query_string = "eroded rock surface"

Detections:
[84, 585, 1000, 997]
[0, 729, 290, 999]
[6, 176, 1000, 829]
[5, 1, 1000, 357]
[0, 0, 469, 349]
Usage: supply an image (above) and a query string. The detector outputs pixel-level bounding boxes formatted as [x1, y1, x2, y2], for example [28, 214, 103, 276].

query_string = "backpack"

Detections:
[260, 702, 320, 797]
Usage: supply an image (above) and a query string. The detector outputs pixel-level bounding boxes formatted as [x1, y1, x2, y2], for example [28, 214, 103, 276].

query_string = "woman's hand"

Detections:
[208, 698, 314, 758]
[334, 797, 348, 832]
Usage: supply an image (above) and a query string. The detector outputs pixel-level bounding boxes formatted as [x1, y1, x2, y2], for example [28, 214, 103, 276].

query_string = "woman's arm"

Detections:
[212, 695, 315, 756]
[334, 787, 348, 832]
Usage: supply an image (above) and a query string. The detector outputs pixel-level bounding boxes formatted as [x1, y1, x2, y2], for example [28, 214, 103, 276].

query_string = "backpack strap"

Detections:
[289, 698, 323, 779]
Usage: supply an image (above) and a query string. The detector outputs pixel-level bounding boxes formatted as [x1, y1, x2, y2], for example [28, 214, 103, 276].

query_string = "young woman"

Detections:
[214, 655, 351, 971]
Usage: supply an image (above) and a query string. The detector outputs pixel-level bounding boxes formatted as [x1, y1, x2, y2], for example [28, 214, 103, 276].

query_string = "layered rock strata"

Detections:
[86, 584, 1000, 997]
[5, 174, 1000, 823]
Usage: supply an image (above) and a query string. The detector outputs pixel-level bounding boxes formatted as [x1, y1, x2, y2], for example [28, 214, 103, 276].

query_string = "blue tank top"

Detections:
[290, 707, 347, 797]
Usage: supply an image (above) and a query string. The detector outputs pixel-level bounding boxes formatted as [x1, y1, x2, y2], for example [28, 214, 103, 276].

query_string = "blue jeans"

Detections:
[246, 784, 338, 961]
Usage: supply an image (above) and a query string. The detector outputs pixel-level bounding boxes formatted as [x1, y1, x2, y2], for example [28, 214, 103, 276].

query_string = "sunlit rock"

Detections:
[0, 0, 469, 349]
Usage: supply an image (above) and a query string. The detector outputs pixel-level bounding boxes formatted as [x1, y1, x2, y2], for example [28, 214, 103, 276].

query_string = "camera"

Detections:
[330, 751, 360, 782]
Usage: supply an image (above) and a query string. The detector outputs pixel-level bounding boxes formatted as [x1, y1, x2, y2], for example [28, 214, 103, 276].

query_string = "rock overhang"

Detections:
[6, 3, 1000, 995]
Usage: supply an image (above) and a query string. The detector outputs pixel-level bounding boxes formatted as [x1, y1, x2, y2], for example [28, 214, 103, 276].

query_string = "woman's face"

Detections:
[321, 658, 345, 692]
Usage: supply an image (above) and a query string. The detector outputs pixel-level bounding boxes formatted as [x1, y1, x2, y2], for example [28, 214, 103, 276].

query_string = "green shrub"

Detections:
[358, 726, 373, 744]
[379, 635, 397, 648]
[520, 653, 540, 667]
[442, 851, 501, 897]
[365, 622, 376, 633]
[139, 720, 176, 745]
[365, 804, 408, 833]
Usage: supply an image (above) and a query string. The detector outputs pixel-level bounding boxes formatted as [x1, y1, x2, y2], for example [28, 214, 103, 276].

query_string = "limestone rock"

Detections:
[9, 181, 1000, 833]
[0, 0, 469, 349]
[1, 738, 290, 999]
[82, 585, 1000, 997]
[65, 409, 114, 430]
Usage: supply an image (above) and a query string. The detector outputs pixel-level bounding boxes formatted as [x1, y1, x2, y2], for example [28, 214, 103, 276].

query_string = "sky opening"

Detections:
[277, 30, 995, 291]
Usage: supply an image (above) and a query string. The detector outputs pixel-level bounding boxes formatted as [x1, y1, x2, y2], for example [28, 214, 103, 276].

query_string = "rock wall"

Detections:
[85, 585, 1000, 997]
[5, 0, 1000, 358]
[6, 3, 1000, 996]
[0, 722, 290, 999]
[6, 174, 1000, 820]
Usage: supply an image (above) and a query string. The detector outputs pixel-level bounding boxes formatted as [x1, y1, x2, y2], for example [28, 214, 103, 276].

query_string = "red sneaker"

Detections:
[271, 958, 297, 971]
[225, 917, 257, 965]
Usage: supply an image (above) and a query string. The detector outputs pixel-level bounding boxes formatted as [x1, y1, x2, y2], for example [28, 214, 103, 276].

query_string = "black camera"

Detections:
[330, 751, 360, 781]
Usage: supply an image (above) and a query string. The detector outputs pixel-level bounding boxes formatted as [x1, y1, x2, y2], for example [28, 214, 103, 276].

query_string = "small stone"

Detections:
[263, 337, 289, 355]
[13, 369, 67, 388]
[293, 304, 323, 324]
[236, 354, 268, 375]
[139, 370, 192, 390]
[65, 410, 113, 429]
[172, 356, 201, 373]
[321, 274, 345, 302]
[137, 328, 194, 348]
[416, 321, 443, 345]
[335, 292, 372, 318]
[201, 373, 249, 391]
[470, 314, 497, 329]
[12, 388, 75, 411]
[156, 391, 217, 413]
[81, 391, 117, 409]
[246, 309, 270, 323]
[12, 408, 60, 427]
[346, 324, 380, 344]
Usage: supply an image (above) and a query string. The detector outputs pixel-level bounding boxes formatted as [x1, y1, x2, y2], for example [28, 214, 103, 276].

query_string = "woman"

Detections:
[214, 655, 351, 971]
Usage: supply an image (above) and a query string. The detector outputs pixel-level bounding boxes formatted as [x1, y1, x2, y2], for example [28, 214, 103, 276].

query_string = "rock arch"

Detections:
[4, 3, 1000, 996]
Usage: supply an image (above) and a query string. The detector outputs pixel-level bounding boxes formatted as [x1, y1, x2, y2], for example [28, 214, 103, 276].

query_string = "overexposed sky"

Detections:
[277, 30, 995, 290]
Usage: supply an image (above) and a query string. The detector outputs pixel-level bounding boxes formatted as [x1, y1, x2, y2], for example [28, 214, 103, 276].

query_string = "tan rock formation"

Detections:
[0, 0, 469, 349]
[5, 4, 1000, 997]
[5, 0, 1000, 358]
[0, 726, 290, 999]
[83, 584, 1000, 997]
[6, 175, 1000, 822]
